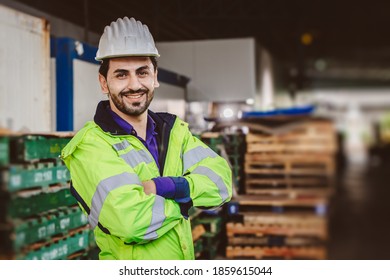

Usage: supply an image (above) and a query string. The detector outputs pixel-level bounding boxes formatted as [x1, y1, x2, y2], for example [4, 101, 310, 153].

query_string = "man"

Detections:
[61, 17, 232, 260]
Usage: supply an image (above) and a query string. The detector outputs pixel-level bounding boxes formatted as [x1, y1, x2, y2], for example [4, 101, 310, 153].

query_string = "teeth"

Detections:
[124, 94, 143, 99]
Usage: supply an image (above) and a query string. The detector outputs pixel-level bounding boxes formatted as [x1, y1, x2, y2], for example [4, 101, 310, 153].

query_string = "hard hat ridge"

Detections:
[95, 16, 159, 61]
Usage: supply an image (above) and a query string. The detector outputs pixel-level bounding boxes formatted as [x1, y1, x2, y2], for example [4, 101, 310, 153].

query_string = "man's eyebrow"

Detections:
[112, 66, 150, 74]
[136, 65, 150, 71]
[113, 69, 129, 74]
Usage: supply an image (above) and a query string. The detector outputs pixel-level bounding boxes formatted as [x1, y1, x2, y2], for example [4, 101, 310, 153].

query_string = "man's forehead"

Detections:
[109, 57, 153, 70]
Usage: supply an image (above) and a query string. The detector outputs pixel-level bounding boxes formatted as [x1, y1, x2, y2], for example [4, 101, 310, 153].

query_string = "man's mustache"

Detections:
[120, 88, 149, 95]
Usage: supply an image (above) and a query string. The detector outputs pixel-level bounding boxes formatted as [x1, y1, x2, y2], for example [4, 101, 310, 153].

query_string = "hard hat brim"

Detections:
[95, 53, 160, 61]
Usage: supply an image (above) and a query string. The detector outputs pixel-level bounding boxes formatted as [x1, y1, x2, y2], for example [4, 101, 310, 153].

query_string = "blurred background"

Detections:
[1, 0, 390, 260]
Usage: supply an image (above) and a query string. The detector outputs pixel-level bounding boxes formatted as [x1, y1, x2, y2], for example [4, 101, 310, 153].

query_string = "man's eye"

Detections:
[138, 71, 148, 76]
[116, 73, 126, 78]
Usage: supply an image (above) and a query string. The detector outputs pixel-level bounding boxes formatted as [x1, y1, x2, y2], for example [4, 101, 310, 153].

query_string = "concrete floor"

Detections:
[327, 158, 390, 259]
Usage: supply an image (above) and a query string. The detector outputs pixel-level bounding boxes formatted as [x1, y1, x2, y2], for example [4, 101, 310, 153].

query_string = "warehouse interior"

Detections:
[1, 0, 390, 260]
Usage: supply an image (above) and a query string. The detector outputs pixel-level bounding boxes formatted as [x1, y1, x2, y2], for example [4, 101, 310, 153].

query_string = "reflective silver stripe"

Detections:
[183, 146, 218, 172]
[192, 166, 230, 203]
[112, 141, 154, 168]
[121, 149, 154, 168]
[88, 172, 141, 229]
[143, 195, 166, 241]
[113, 140, 131, 151]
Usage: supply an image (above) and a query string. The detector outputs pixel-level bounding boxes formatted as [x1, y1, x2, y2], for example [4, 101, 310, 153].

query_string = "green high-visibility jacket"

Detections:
[61, 101, 232, 260]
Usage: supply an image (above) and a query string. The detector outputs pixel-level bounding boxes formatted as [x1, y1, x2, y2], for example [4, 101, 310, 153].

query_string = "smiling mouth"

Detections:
[122, 93, 145, 99]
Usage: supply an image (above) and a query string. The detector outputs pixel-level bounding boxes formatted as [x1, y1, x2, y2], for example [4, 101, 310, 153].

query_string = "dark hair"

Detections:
[98, 56, 158, 79]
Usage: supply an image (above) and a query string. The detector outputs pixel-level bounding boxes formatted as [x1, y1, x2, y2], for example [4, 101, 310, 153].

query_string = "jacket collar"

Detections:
[93, 100, 177, 135]
[94, 100, 127, 135]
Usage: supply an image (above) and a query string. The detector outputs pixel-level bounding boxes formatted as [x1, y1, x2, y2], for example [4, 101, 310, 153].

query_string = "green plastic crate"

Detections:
[193, 238, 204, 259]
[83, 246, 100, 260]
[11, 135, 71, 162]
[201, 231, 220, 259]
[194, 216, 223, 234]
[226, 133, 245, 146]
[3, 161, 70, 192]
[13, 207, 88, 250]
[22, 229, 90, 260]
[6, 186, 77, 219]
[87, 227, 97, 248]
[0, 137, 9, 166]
[201, 134, 224, 155]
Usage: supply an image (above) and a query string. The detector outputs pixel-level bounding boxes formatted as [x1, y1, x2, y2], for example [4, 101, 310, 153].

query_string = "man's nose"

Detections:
[127, 76, 142, 91]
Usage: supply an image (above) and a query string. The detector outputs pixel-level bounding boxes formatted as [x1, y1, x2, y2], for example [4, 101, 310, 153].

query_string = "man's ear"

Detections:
[98, 74, 109, 93]
[154, 69, 160, 88]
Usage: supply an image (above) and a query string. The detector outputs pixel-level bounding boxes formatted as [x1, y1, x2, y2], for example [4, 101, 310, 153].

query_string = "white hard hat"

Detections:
[95, 17, 159, 61]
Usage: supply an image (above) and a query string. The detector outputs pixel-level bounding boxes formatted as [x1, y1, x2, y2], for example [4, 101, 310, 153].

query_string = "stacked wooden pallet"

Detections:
[226, 195, 328, 259]
[225, 117, 336, 260]
[0, 133, 98, 260]
[244, 119, 336, 198]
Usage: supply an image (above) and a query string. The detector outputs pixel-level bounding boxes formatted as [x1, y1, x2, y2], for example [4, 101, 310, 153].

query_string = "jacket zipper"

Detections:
[159, 121, 168, 176]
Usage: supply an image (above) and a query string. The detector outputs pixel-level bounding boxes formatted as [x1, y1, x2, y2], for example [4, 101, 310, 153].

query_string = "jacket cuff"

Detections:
[169, 176, 191, 204]
[153, 177, 176, 198]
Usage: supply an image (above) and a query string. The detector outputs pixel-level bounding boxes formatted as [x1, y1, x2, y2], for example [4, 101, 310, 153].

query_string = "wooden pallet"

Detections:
[244, 178, 331, 189]
[243, 188, 332, 199]
[226, 222, 327, 240]
[228, 235, 325, 247]
[233, 195, 328, 208]
[245, 122, 337, 185]
[245, 153, 335, 175]
[246, 129, 335, 143]
[226, 245, 327, 260]
[230, 195, 329, 215]
[246, 121, 336, 144]
[67, 249, 89, 260]
[246, 130, 336, 154]
[247, 143, 336, 154]
[244, 179, 333, 198]
[244, 152, 335, 197]
[242, 212, 327, 228]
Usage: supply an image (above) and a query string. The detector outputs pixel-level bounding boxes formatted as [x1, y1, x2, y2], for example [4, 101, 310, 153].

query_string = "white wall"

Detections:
[0, 4, 50, 132]
[73, 59, 106, 131]
[156, 38, 256, 102]
[149, 83, 186, 120]
[0, 0, 100, 45]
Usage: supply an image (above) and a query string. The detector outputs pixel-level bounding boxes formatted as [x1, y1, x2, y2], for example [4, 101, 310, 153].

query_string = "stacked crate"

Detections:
[191, 213, 225, 259]
[200, 132, 224, 154]
[201, 131, 246, 194]
[192, 133, 236, 259]
[223, 132, 246, 194]
[0, 133, 97, 260]
[225, 117, 336, 259]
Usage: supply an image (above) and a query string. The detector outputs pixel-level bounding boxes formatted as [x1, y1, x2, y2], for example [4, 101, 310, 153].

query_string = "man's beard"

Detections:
[108, 87, 154, 117]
